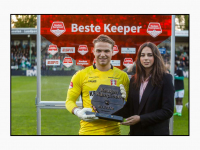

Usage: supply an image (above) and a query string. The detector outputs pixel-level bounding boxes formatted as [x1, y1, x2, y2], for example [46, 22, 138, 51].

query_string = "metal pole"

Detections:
[36, 107, 41, 135]
[30, 35, 31, 67]
[170, 15, 175, 135]
[36, 15, 41, 135]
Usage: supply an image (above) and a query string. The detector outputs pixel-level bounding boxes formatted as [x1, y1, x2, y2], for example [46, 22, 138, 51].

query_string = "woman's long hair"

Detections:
[134, 42, 166, 89]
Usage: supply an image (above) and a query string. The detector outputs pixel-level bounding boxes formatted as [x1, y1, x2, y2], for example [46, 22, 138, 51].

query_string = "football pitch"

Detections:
[11, 76, 189, 135]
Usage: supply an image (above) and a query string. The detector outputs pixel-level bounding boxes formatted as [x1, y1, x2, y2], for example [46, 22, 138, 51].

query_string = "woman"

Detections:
[116, 42, 174, 135]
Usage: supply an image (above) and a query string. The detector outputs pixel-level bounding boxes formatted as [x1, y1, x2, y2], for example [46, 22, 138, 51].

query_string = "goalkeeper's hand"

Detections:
[120, 84, 126, 99]
[73, 108, 99, 122]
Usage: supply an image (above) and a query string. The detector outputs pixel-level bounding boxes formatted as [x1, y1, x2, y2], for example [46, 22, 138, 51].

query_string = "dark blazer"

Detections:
[116, 73, 175, 135]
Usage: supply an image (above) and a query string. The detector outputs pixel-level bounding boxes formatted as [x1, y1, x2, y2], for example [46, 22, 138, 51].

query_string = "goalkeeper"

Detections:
[65, 34, 129, 135]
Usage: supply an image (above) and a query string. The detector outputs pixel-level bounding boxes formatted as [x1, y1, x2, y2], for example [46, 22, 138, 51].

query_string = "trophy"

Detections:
[86, 85, 124, 122]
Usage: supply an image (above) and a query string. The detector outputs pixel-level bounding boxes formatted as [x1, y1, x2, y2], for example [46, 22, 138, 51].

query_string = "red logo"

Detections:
[63, 57, 73, 68]
[147, 22, 162, 38]
[78, 45, 88, 55]
[48, 45, 58, 55]
[112, 45, 119, 56]
[69, 82, 73, 89]
[110, 79, 117, 86]
[50, 21, 66, 37]
[123, 58, 133, 68]
[76, 60, 90, 66]
[46, 59, 60, 66]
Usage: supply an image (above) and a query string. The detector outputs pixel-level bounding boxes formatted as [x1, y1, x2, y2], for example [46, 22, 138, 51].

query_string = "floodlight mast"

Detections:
[169, 15, 175, 135]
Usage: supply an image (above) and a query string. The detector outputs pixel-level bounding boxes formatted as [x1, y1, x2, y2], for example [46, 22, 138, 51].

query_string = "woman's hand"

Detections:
[120, 115, 140, 126]
[92, 106, 98, 113]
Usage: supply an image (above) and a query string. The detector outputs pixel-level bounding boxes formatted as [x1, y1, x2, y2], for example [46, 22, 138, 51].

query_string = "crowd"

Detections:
[41, 43, 70, 71]
[11, 44, 37, 70]
[11, 43, 189, 72]
[175, 45, 189, 71]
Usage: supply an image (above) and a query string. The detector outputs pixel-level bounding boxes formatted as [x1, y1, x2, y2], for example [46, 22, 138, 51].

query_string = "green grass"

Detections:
[11, 76, 189, 135]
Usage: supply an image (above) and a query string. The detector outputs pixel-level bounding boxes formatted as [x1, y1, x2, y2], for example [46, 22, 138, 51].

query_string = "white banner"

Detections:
[46, 59, 60, 66]
[121, 47, 136, 54]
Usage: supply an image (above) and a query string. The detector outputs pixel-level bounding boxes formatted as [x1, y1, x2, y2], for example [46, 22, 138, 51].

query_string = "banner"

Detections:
[41, 15, 172, 70]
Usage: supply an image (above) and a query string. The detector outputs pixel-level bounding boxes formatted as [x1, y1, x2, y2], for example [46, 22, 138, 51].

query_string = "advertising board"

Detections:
[40, 15, 172, 70]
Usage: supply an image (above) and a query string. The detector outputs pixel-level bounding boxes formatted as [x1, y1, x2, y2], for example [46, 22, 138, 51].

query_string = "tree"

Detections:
[12, 15, 37, 28]
[176, 15, 189, 30]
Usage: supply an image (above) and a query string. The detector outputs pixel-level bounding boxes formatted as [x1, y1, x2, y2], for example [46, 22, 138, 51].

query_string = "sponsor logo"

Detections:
[63, 57, 73, 68]
[78, 45, 88, 55]
[147, 22, 162, 38]
[61, 47, 75, 53]
[88, 80, 97, 83]
[89, 76, 99, 78]
[110, 79, 117, 85]
[123, 58, 134, 68]
[11, 66, 18, 69]
[69, 82, 73, 89]
[112, 45, 119, 56]
[158, 48, 166, 54]
[76, 60, 90, 66]
[50, 21, 66, 37]
[121, 47, 136, 54]
[48, 45, 58, 55]
[14, 40, 20, 46]
[110, 60, 120, 66]
[71, 23, 142, 35]
[46, 59, 60, 66]
[26, 70, 37, 76]
[108, 77, 119, 79]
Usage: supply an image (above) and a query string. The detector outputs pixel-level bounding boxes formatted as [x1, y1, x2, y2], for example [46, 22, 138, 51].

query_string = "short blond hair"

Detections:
[93, 34, 115, 48]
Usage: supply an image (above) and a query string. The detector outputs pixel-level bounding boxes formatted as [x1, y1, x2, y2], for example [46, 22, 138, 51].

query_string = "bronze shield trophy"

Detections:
[86, 85, 124, 122]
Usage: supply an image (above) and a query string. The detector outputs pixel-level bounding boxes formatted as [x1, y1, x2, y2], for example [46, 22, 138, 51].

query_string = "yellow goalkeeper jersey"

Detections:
[66, 64, 129, 135]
